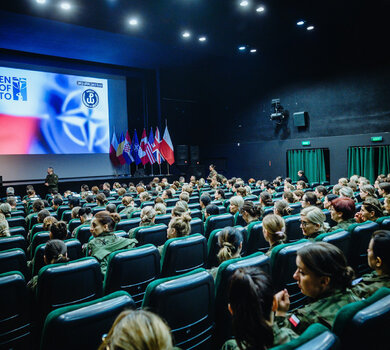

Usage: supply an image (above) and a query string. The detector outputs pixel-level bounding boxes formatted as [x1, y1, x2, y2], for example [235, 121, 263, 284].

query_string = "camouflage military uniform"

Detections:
[87, 232, 137, 274]
[330, 218, 356, 232]
[129, 222, 156, 239]
[274, 289, 360, 335]
[221, 325, 298, 350]
[119, 206, 138, 219]
[352, 271, 390, 299]
[0, 213, 10, 237]
[266, 240, 284, 257]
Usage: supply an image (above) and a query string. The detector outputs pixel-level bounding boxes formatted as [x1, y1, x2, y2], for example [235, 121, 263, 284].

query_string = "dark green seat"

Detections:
[0, 235, 27, 253]
[142, 268, 214, 350]
[348, 221, 380, 276]
[233, 212, 247, 226]
[217, 205, 227, 214]
[74, 224, 92, 245]
[61, 210, 72, 222]
[0, 272, 32, 349]
[10, 210, 25, 217]
[29, 231, 50, 259]
[40, 291, 135, 350]
[271, 323, 339, 350]
[30, 223, 45, 241]
[133, 224, 168, 247]
[68, 218, 82, 233]
[323, 209, 337, 227]
[160, 234, 207, 277]
[332, 287, 390, 350]
[270, 239, 312, 311]
[190, 217, 204, 235]
[56, 205, 70, 220]
[214, 253, 271, 348]
[140, 200, 154, 209]
[377, 216, 390, 230]
[204, 213, 234, 239]
[0, 248, 29, 280]
[314, 229, 351, 260]
[284, 214, 303, 242]
[246, 220, 269, 255]
[189, 208, 202, 219]
[103, 245, 160, 308]
[9, 226, 27, 238]
[155, 214, 172, 226]
[92, 206, 106, 215]
[130, 210, 142, 218]
[289, 202, 302, 215]
[6, 216, 26, 229]
[36, 257, 103, 322]
[188, 203, 201, 210]
[115, 218, 141, 232]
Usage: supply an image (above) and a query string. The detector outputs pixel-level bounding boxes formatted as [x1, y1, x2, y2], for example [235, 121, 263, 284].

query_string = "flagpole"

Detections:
[159, 163, 162, 175]
[167, 164, 170, 175]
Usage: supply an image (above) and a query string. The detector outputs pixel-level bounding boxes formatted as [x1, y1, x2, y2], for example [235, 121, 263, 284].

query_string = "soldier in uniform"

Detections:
[45, 167, 59, 194]
[352, 230, 390, 299]
[274, 242, 360, 335]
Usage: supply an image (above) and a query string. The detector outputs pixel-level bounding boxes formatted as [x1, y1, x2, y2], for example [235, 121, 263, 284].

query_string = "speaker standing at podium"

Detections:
[45, 167, 59, 194]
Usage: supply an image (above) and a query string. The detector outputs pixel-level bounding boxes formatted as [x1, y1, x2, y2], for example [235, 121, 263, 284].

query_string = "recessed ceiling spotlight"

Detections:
[239, 46, 246, 51]
[182, 31, 191, 38]
[36, 0, 46, 4]
[256, 6, 265, 12]
[250, 49, 257, 53]
[297, 20, 305, 26]
[60, 2, 71, 10]
[199, 36, 207, 42]
[129, 18, 138, 26]
[240, 1, 249, 7]
[307, 26, 314, 31]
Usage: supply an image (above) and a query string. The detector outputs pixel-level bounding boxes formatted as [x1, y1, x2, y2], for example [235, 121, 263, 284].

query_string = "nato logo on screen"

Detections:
[12, 77, 27, 101]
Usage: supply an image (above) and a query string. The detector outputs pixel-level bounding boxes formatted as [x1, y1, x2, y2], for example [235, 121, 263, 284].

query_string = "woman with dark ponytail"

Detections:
[241, 201, 263, 227]
[274, 242, 359, 335]
[222, 267, 298, 350]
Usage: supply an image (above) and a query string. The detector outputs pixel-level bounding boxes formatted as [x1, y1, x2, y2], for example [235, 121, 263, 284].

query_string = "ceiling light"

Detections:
[182, 31, 191, 38]
[240, 1, 249, 7]
[238, 46, 246, 51]
[36, 0, 46, 4]
[129, 18, 138, 26]
[60, 2, 71, 10]
[256, 6, 265, 12]
[297, 20, 305, 26]
[307, 26, 314, 31]
[199, 36, 206, 42]
[250, 49, 257, 53]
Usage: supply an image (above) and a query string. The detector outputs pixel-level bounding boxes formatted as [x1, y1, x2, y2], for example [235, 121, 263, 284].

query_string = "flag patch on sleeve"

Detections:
[289, 314, 300, 327]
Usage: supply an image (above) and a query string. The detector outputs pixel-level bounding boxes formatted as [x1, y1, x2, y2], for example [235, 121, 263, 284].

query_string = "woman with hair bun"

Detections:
[129, 206, 157, 238]
[262, 214, 287, 256]
[274, 242, 359, 335]
[221, 267, 298, 350]
[330, 197, 356, 231]
[355, 197, 384, 223]
[300, 206, 329, 241]
[87, 211, 137, 275]
[96, 193, 108, 208]
[273, 200, 292, 217]
[240, 201, 263, 226]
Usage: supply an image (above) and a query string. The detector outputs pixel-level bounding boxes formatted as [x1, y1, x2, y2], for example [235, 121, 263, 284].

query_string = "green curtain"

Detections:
[287, 149, 326, 183]
[378, 145, 390, 176]
[347, 146, 375, 184]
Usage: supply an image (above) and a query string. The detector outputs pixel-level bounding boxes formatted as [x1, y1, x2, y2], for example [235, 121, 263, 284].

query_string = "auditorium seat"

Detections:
[0, 248, 29, 280]
[188, 203, 201, 210]
[115, 218, 141, 232]
[56, 205, 70, 220]
[74, 224, 92, 245]
[270, 323, 339, 350]
[332, 287, 390, 350]
[310, 182, 320, 188]
[61, 210, 72, 222]
[314, 229, 351, 260]
[263, 206, 274, 216]
[155, 214, 172, 226]
[9, 226, 27, 238]
[40, 291, 135, 350]
[0, 235, 27, 253]
[347, 221, 380, 276]
[133, 224, 168, 247]
[289, 202, 302, 215]
[142, 268, 214, 350]
[160, 234, 207, 277]
[92, 206, 106, 215]
[188, 196, 200, 204]
[68, 218, 81, 233]
[204, 213, 234, 239]
[284, 214, 303, 242]
[214, 252, 271, 348]
[29, 231, 50, 259]
[113, 230, 129, 238]
[323, 209, 337, 227]
[103, 245, 160, 307]
[130, 211, 142, 218]
[190, 208, 202, 219]
[217, 205, 227, 214]
[10, 209, 25, 217]
[30, 223, 44, 240]
[246, 220, 269, 255]
[0, 272, 32, 349]
[270, 239, 312, 311]
[6, 216, 26, 229]
[140, 200, 155, 208]
[165, 198, 179, 207]
[377, 216, 390, 230]
[190, 217, 204, 235]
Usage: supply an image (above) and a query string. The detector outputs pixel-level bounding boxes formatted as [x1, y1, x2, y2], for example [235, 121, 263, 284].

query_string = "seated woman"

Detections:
[204, 203, 219, 222]
[323, 194, 338, 210]
[355, 197, 384, 223]
[293, 190, 304, 202]
[43, 216, 58, 232]
[259, 192, 273, 209]
[78, 207, 93, 225]
[27, 239, 69, 292]
[221, 268, 298, 350]
[300, 206, 329, 241]
[240, 201, 263, 226]
[273, 200, 292, 217]
[352, 230, 390, 298]
[215, 189, 226, 201]
[282, 191, 295, 204]
[154, 203, 167, 216]
[140, 191, 152, 203]
[87, 211, 137, 274]
[0, 213, 10, 237]
[129, 206, 156, 238]
[262, 214, 286, 256]
[120, 196, 137, 219]
[384, 194, 390, 216]
[50, 221, 68, 240]
[330, 197, 356, 231]
[0, 203, 12, 218]
[339, 186, 355, 200]
[229, 196, 245, 215]
[209, 226, 243, 278]
[25, 199, 45, 226]
[95, 193, 108, 209]
[99, 309, 174, 350]
[274, 242, 359, 334]
[359, 184, 377, 201]
[105, 203, 117, 214]
[301, 192, 323, 209]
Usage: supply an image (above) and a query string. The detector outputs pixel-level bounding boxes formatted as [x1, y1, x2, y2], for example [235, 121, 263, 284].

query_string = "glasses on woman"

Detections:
[300, 220, 312, 227]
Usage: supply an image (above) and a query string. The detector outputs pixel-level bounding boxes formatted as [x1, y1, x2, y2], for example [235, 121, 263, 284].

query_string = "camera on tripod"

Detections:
[270, 98, 288, 124]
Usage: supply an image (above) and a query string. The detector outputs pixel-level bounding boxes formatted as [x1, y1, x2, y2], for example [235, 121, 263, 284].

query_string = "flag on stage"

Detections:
[152, 127, 164, 165]
[116, 132, 126, 165]
[147, 127, 156, 164]
[131, 129, 142, 165]
[160, 125, 175, 165]
[140, 128, 149, 165]
[109, 130, 120, 166]
[123, 130, 134, 164]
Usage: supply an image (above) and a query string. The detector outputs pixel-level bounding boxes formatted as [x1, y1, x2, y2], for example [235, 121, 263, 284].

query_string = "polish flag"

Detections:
[160, 125, 175, 165]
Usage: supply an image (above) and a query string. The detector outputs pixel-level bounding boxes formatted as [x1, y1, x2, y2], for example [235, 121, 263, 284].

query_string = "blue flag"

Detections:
[131, 129, 142, 165]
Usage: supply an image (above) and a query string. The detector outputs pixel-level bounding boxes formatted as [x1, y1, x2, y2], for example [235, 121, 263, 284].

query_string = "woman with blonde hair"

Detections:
[129, 206, 156, 238]
[273, 200, 292, 217]
[300, 206, 329, 241]
[154, 202, 167, 215]
[262, 214, 287, 256]
[99, 309, 173, 350]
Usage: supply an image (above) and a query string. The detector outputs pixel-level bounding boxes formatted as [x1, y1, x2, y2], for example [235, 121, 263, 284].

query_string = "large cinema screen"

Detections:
[0, 66, 110, 155]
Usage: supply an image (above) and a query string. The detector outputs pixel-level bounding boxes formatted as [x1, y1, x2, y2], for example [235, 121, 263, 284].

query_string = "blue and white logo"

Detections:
[82, 89, 99, 108]
[12, 77, 27, 101]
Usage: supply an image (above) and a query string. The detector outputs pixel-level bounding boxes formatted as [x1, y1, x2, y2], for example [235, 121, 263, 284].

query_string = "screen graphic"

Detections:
[0, 67, 110, 154]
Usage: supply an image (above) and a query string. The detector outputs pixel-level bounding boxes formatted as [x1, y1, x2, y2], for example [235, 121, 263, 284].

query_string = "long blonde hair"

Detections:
[99, 309, 173, 350]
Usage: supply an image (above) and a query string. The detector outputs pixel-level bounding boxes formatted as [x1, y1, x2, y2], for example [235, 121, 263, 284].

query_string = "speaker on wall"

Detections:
[293, 111, 309, 127]
[176, 145, 189, 165]
[190, 145, 200, 164]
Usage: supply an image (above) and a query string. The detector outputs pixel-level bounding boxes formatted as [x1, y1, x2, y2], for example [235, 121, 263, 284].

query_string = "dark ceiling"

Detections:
[1, 0, 389, 64]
